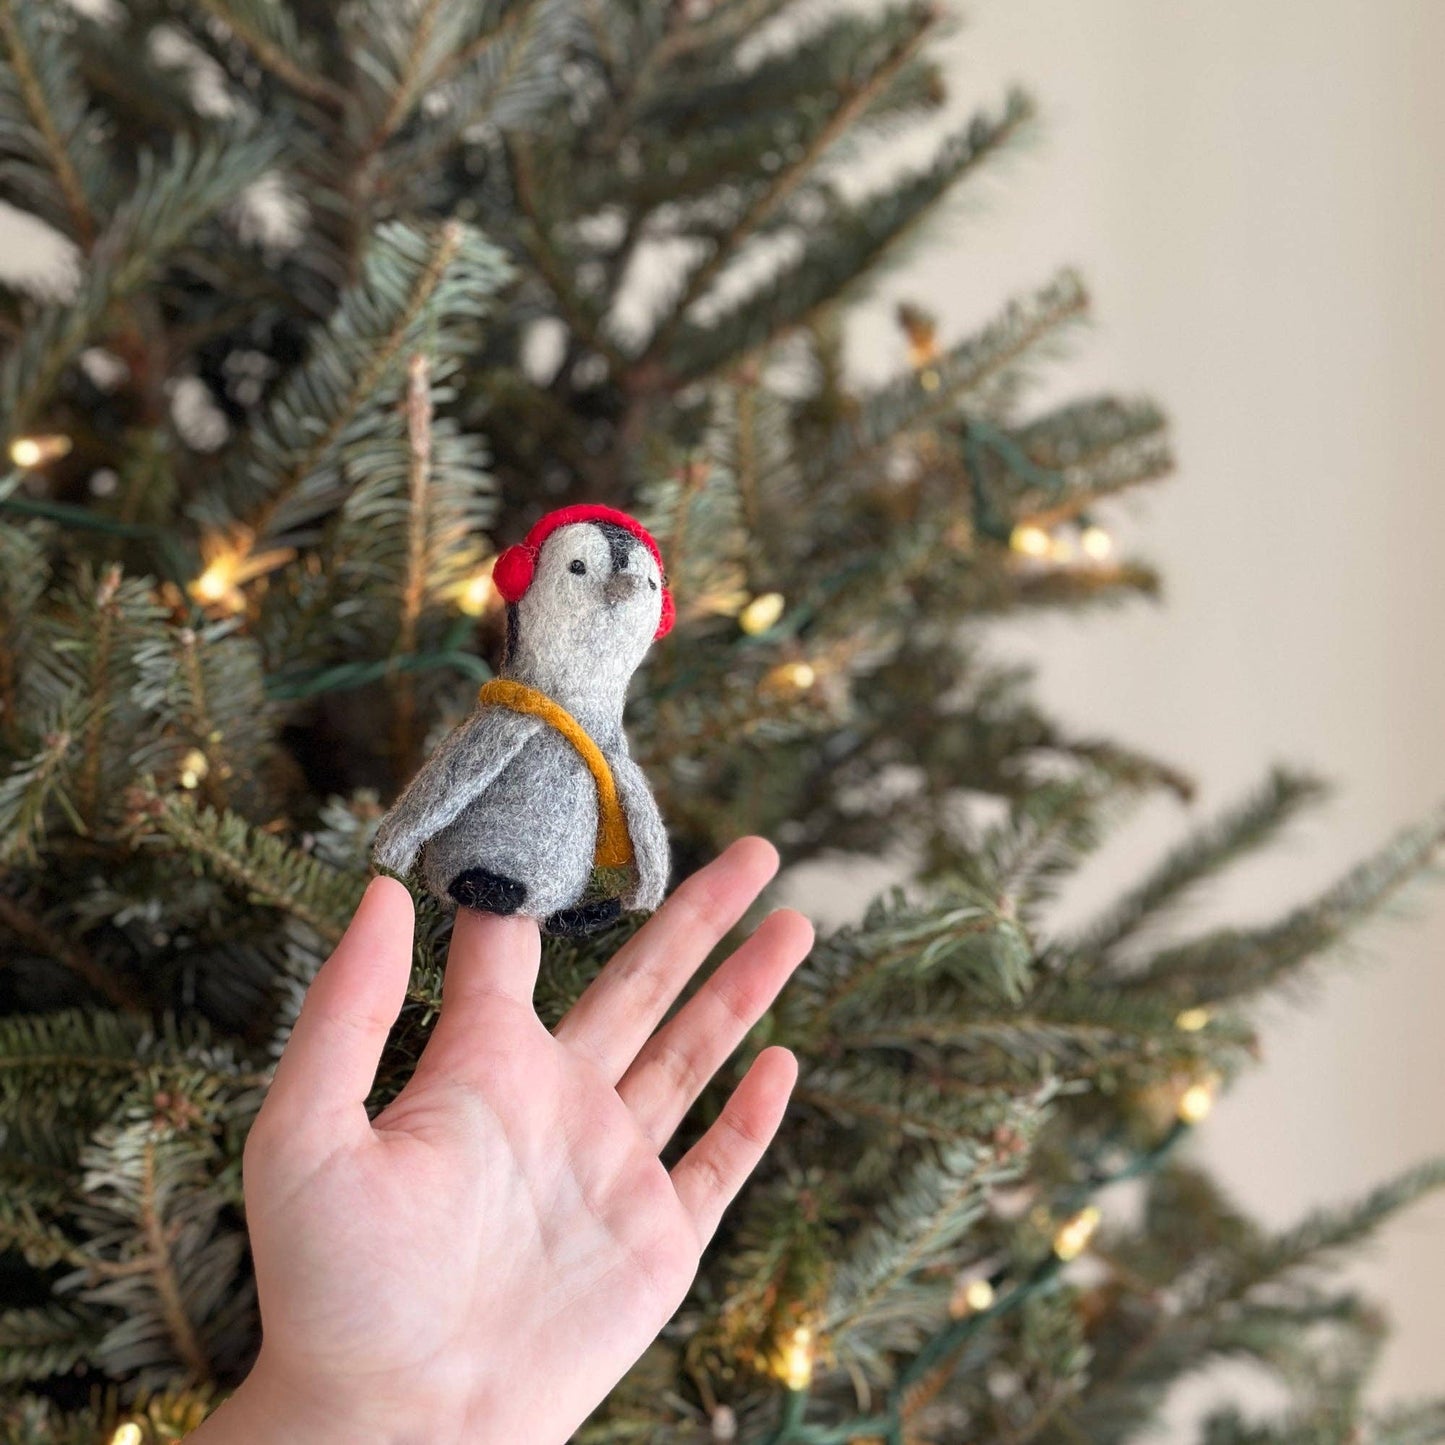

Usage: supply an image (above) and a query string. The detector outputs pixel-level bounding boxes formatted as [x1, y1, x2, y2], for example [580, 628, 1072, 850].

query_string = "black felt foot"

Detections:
[449, 868, 528, 915]
[543, 897, 623, 938]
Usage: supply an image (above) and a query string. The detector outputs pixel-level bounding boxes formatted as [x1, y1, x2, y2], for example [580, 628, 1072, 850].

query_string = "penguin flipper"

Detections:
[373, 707, 544, 875]
[611, 750, 670, 912]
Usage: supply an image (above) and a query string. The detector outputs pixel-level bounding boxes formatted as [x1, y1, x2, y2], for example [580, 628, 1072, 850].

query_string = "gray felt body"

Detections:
[372, 519, 671, 918]
[422, 728, 597, 917]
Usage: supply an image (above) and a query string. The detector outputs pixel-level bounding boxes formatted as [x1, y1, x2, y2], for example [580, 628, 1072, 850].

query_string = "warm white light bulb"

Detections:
[9, 434, 71, 468]
[779, 1324, 815, 1390]
[963, 1278, 995, 1312]
[457, 566, 498, 618]
[739, 591, 785, 635]
[1053, 1206, 1101, 1262]
[1178, 1080, 1217, 1124]
[1009, 523, 1051, 558]
[191, 562, 232, 606]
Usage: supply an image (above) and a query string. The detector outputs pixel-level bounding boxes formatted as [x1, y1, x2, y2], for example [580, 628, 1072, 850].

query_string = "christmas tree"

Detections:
[2, 1, 1443, 1440]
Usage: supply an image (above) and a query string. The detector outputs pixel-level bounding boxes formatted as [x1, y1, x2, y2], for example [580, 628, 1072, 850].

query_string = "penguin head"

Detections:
[494, 507, 671, 687]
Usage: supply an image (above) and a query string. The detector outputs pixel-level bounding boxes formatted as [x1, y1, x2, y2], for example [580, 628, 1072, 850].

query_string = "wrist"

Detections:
[189, 1351, 478, 1445]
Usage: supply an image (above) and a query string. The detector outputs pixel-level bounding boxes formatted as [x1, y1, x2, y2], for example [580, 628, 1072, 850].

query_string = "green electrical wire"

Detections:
[762, 1119, 1194, 1444]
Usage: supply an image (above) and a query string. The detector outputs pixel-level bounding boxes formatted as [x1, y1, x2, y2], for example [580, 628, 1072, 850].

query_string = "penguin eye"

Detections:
[569, 559, 586, 575]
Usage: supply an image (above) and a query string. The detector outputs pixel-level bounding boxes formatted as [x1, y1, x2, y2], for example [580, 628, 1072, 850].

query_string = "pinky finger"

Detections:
[670, 1046, 798, 1246]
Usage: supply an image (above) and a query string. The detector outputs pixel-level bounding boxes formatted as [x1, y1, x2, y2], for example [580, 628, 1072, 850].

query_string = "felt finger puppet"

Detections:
[372, 505, 674, 937]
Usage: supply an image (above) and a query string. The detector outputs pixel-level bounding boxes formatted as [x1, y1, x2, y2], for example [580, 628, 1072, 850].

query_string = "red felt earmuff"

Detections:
[491, 544, 535, 603]
[492, 506, 675, 640]
[655, 586, 675, 640]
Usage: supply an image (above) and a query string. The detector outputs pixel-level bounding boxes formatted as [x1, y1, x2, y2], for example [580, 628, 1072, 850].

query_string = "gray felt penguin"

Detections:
[372, 504, 674, 936]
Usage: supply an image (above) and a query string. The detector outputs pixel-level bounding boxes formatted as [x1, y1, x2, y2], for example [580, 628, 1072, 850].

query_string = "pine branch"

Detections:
[0, 1009, 150, 1095]
[965, 775, 1134, 917]
[822, 1119, 1041, 1354]
[0, 131, 278, 443]
[639, 2, 940, 364]
[137, 1135, 212, 1381]
[1037, 1173, 1432, 1445]
[652, 0, 800, 70]
[1222, 1158, 1445, 1297]
[0, 0, 98, 246]
[74, 565, 123, 829]
[665, 90, 1034, 384]
[132, 616, 276, 815]
[0, 1304, 104, 1385]
[189, 0, 347, 108]
[392, 353, 433, 776]
[129, 787, 363, 945]
[203, 219, 508, 542]
[792, 890, 1030, 1029]
[1130, 799, 1445, 1005]
[815, 270, 1090, 483]
[0, 891, 139, 1010]
[383, 0, 573, 187]
[356, 0, 451, 161]
[1007, 396, 1173, 526]
[834, 984, 1239, 1090]
[604, 9, 945, 217]
[1070, 767, 1329, 961]
[639, 4, 938, 137]
[794, 1066, 1033, 1146]
[77, 1112, 253, 1382]
[509, 137, 630, 373]
[0, 721, 78, 864]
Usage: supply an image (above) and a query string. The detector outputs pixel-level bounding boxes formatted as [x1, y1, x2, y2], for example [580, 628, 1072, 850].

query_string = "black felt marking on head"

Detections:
[595, 521, 636, 573]
[504, 603, 519, 664]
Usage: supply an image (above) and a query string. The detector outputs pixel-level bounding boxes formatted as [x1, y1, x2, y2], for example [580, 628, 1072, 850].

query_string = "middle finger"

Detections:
[553, 836, 779, 1080]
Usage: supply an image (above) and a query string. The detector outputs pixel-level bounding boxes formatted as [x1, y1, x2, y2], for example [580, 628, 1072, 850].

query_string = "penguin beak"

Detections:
[603, 571, 644, 607]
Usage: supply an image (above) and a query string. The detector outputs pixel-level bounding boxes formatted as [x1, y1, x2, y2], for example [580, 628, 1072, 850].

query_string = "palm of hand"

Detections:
[239, 840, 810, 1444]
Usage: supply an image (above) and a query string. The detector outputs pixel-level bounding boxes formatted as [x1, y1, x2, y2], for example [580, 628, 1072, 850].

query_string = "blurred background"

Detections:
[3, 0, 1442, 1410]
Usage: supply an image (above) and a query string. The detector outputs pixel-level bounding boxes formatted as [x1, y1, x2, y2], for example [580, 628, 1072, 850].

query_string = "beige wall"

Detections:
[841, 0, 1445, 1406]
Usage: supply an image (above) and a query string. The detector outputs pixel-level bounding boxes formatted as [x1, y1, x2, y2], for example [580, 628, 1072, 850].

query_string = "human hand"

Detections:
[191, 838, 811, 1445]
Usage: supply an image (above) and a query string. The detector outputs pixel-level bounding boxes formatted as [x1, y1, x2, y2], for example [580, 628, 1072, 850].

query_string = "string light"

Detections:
[1177, 1076, 1219, 1125]
[767, 660, 816, 692]
[189, 530, 294, 614]
[1080, 524, 1114, 561]
[898, 301, 939, 371]
[1175, 1006, 1211, 1033]
[950, 1274, 996, 1317]
[776, 1322, 815, 1391]
[963, 1278, 996, 1311]
[739, 591, 785, 635]
[191, 557, 238, 608]
[455, 560, 500, 618]
[110, 1424, 143, 1445]
[9, 434, 72, 469]
[178, 748, 210, 790]
[1009, 523, 1051, 558]
[1053, 1205, 1101, 1262]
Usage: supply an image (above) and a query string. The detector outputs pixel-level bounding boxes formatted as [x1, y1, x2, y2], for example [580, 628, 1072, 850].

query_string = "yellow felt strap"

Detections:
[477, 679, 634, 869]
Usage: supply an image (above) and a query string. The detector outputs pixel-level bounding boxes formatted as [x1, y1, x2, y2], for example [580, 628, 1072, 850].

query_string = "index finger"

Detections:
[266, 876, 415, 1126]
